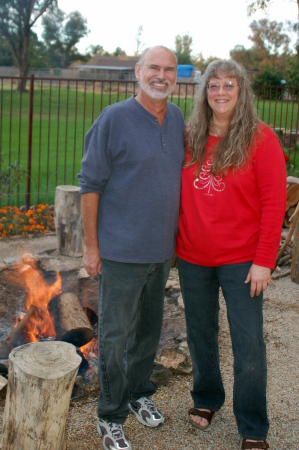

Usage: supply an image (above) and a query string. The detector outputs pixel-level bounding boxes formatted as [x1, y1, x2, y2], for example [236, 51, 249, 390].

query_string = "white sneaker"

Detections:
[129, 397, 164, 427]
[97, 418, 132, 450]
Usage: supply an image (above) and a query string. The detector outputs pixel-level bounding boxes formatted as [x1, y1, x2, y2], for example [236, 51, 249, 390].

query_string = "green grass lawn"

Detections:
[0, 85, 298, 207]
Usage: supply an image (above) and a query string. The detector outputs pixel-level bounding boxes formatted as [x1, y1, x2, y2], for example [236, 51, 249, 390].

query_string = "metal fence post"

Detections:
[25, 74, 34, 210]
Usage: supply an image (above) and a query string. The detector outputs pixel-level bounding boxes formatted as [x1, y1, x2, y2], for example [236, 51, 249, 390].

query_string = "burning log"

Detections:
[54, 185, 83, 257]
[48, 292, 94, 347]
[1, 341, 81, 450]
[0, 305, 38, 359]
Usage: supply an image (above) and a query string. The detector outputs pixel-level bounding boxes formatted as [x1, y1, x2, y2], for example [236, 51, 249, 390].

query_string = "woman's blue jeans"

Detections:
[177, 257, 269, 440]
[97, 258, 172, 424]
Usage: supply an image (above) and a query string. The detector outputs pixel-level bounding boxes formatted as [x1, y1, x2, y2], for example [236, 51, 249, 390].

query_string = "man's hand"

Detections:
[245, 264, 272, 297]
[83, 244, 102, 276]
[81, 192, 101, 276]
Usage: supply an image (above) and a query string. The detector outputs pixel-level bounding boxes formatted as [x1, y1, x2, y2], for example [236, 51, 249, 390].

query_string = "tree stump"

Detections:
[291, 216, 299, 283]
[54, 185, 83, 257]
[1, 341, 81, 450]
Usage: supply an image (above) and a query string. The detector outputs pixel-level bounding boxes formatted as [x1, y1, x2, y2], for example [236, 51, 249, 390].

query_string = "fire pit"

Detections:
[0, 257, 100, 387]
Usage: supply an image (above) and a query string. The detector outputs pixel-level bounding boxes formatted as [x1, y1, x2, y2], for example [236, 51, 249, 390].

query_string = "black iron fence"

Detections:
[0, 75, 298, 209]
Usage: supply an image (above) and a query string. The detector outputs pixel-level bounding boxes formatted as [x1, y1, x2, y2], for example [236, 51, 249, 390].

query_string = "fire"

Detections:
[14, 267, 62, 342]
[79, 337, 98, 359]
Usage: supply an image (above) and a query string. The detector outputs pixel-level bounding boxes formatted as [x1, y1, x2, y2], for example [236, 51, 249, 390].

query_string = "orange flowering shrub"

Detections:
[0, 204, 55, 238]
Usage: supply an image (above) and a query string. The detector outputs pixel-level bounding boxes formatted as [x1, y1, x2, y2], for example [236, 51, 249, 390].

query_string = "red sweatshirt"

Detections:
[176, 124, 287, 269]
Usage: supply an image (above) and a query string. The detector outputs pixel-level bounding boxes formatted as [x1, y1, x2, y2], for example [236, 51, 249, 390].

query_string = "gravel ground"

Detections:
[0, 235, 298, 449]
[63, 276, 299, 450]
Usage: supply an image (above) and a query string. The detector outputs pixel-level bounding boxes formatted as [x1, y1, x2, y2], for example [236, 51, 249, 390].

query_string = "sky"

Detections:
[34, 0, 298, 59]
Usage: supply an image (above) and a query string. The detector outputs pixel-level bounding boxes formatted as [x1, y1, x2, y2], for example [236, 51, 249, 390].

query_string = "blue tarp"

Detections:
[177, 65, 195, 78]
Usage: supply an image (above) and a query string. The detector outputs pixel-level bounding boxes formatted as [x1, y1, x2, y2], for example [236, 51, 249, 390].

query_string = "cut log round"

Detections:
[1, 341, 81, 450]
[54, 185, 83, 257]
[291, 213, 299, 283]
[286, 183, 299, 207]
[48, 292, 94, 347]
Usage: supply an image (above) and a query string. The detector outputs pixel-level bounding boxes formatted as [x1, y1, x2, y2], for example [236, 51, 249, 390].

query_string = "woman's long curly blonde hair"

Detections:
[187, 59, 260, 176]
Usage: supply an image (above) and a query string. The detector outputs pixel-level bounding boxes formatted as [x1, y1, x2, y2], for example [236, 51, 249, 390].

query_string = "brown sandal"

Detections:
[242, 439, 269, 449]
[188, 407, 215, 430]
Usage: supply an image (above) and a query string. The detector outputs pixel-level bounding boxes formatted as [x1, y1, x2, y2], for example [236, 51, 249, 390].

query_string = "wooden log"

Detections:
[272, 269, 291, 280]
[286, 183, 299, 207]
[0, 305, 38, 359]
[277, 254, 292, 266]
[0, 374, 8, 399]
[1, 341, 81, 450]
[283, 217, 291, 228]
[54, 185, 83, 257]
[291, 212, 299, 283]
[48, 292, 94, 347]
[284, 206, 297, 228]
[286, 206, 296, 218]
[287, 175, 299, 186]
[276, 203, 299, 265]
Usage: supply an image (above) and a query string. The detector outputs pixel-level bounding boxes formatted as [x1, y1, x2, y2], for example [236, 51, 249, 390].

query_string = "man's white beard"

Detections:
[138, 77, 175, 99]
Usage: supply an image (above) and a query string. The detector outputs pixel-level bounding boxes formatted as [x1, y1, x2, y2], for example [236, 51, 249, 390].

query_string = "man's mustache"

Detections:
[149, 78, 170, 86]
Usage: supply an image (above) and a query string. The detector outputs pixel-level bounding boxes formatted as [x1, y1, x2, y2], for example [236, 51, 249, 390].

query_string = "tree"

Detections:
[114, 47, 126, 56]
[252, 63, 284, 98]
[42, 8, 89, 68]
[0, 0, 57, 90]
[0, 35, 14, 66]
[175, 33, 193, 65]
[247, 0, 299, 19]
[135, 25, 144, 56]
[246, 19, 291, 75]
[286, 53, 299, 87]
[249, 19, 291, 56]
[28, 32, 48, 68]
[229, 45, 260, 71]
[193, 53, 219, 72]
[247, 0, 299, 57]
[87, 44, 105, 56]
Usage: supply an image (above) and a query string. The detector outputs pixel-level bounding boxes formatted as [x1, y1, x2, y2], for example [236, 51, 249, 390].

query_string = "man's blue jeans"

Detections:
[177, 257, 269, 440]
[97, 258, 172, 424]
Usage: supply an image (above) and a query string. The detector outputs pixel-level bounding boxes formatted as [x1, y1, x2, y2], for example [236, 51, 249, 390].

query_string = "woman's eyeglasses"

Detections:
[207, 82, 239, 92]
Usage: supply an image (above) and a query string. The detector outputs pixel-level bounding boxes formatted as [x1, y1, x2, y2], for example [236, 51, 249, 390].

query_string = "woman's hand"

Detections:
[245, 264, 272, 297]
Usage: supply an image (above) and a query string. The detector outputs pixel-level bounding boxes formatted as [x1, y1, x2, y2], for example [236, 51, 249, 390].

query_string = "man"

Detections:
[78, 45, 185, 450]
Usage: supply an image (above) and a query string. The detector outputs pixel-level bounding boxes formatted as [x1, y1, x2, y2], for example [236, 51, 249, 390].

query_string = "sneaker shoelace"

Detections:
[108, 422, 123, 439]
[143, 398, 157, 412]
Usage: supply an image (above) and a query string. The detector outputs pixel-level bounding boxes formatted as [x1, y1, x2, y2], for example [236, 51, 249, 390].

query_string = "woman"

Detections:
[176, 60, 286, 450]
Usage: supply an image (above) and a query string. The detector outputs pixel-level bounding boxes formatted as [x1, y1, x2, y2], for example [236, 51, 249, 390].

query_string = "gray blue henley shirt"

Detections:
[78, 95, 185, 263]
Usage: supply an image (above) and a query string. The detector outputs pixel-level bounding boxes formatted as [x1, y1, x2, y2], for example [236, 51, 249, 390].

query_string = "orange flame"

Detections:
[14, 267, 62, 342]
[79, 337, 98, 359]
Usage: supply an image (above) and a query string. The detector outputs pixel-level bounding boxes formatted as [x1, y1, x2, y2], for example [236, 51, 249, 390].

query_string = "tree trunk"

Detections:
[291, 215, 299, 283]
[1, 341, 81, 450]
[54, 185, 83, 257]
[48, 292, 94, 347]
